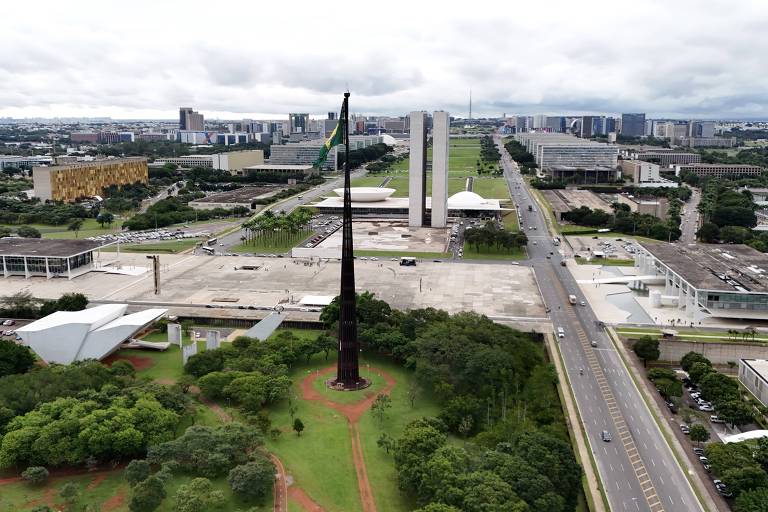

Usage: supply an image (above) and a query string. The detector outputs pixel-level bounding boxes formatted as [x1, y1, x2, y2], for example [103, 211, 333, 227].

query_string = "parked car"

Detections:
[698, 404, 714, 412]
[693, 447, 705, 455]
[710, 415, 726, 424]
[680, 424, 691, 435]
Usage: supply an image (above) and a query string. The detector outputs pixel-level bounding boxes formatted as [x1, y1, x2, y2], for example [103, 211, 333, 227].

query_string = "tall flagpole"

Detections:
[333, 92, 366, 390]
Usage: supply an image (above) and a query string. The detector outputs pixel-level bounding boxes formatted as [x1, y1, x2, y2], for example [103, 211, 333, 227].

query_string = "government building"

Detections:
[33, 157, 148, 202]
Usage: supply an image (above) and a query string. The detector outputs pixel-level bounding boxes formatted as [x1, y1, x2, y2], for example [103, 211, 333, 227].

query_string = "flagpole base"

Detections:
[326, 377, 371, 392]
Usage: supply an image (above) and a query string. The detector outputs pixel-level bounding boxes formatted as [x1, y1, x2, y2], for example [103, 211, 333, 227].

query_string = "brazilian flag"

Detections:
[314, 101, 345, 167]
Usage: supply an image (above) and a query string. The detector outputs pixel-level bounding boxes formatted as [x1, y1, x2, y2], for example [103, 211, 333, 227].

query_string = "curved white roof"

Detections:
[333, 187, 395, 202]
[723, 430, 768, 444]
[448, 191, 491, 208]
[16, 304, 167, 364]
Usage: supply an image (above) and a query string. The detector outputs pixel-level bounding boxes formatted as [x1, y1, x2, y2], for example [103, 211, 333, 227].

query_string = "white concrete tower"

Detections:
[431, 111, 450, 228]
[408, 111, 427, 227]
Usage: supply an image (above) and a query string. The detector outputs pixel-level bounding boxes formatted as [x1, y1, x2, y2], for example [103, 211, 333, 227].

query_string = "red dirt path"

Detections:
[288, 486, 327, 512]
[299, 366, 396, 512]
[102, 353, 155, 371]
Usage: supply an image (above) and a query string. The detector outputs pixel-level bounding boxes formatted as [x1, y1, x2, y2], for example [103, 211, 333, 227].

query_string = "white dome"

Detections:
[447, 191, 489, 208]
[333, 187, 395, 202]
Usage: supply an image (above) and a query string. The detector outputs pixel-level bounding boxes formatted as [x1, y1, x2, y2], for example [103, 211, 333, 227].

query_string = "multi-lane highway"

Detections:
[497, 137, 704, 512]
[680, 187, 701, 245]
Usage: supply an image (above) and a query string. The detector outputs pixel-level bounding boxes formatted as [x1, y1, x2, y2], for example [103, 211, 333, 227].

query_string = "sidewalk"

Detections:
[607, 328, 727, 512]
[544, 333, 607, 512]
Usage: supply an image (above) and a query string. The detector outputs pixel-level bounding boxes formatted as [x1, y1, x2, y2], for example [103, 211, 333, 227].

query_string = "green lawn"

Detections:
[501, 207, 519, 232]
[0, 470, 129, 512]
[574, 256, 635, 266]
[616, 327, 768, 343]
[265, 352, 439, 512]
[231, 232, 309, 253]
[0, 218, 125, 240]
[101, 239, 199, 254]
[471, 177, 510, 199]
[354, 250, 450, 259]
[385, 177, 409, 197]
[462, 242, 527, 260]
[350, 176, 389, 188]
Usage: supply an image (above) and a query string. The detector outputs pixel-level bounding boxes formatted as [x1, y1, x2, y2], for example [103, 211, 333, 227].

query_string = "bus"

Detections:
[207, 238, 218, 246]
[201, 246, 215, 255]
[399, 257, 416, 267]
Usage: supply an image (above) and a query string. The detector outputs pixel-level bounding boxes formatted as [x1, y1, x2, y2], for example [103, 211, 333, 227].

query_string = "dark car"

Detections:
[600, 430, 612, 442]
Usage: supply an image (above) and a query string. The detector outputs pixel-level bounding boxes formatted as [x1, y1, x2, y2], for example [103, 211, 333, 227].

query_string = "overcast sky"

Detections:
[2, 0, 767, 120]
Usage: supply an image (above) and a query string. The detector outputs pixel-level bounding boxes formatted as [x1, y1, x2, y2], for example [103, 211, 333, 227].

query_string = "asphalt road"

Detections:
[679, 187, 701, 245]
[497, 137, 703, 512]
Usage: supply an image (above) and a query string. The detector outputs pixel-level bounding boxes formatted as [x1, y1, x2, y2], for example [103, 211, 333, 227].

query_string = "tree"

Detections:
[125, 459, 151, 486]
[371, 394, 392, 424]
[56, 292, 89, 311]
[97, 212, 114, 228]
[378, 433, 395, 454]
[16, 226, 41, 238]
[184, 349, 225, 378]
[0, 339, 36, 377]
[700, 372, 740, 406]
[174, 477, 225, 512]
[632, 336, 660, 367]
[67, 218, 84, 238]
[735, 487, 768, 512]
[722, 466, 768, 497]
[293, 417, 304, 436]
[689, 424, 710, 446]
[129, 475, 166, 512]
[413, 505, 462, 512]
[227, 457, 275, 503]
[21, 466, 49, 485]
[0, 227, 11, 238]
[60, 482, 81, 506]
[688, 361, 715, 384]
[681, 352, 710, 372]
[696, 222, 720, 242]
[718, 400, 754, 428]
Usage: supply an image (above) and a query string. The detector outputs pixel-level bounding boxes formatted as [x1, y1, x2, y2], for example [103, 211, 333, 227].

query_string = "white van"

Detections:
[557, 327, 565, 338]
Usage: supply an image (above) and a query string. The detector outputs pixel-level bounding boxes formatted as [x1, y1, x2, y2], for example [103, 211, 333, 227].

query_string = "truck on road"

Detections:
[568, 294, 577, 305]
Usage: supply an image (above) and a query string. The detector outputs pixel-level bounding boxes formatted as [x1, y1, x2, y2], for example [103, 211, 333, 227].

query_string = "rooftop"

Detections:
[0, 237, 106, 257]
[190, 186, 282, 203]
[640, 242, 768, 293]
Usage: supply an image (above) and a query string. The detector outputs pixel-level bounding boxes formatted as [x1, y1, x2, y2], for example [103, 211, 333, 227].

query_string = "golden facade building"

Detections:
[33, 158, 149, 202]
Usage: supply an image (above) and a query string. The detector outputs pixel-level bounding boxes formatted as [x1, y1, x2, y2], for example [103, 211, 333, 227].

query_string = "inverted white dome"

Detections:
[448, 191, 489, 208]
[333, 187, 395, 202]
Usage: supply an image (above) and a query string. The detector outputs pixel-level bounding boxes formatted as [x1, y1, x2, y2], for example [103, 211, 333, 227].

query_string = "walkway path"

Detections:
[299, 365, 397, 512]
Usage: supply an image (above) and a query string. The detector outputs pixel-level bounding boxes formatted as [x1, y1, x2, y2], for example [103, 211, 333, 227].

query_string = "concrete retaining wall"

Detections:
[656, 339, 768, 364]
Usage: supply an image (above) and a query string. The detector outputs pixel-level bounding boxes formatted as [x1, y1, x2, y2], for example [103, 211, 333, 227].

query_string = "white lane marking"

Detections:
[669, 495, 674, 505]
[660, 476, 665, 485]
[621, 463, 625, 472]
[651, 458, 656, 467]
[615, 481, 620, 491]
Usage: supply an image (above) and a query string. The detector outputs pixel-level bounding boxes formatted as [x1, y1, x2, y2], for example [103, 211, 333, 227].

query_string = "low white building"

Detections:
[739, 359, 768, 407]
[16, 304, 167, 364]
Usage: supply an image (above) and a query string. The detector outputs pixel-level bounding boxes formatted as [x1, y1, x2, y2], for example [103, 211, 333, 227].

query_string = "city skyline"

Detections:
[3, 0, 767, 120]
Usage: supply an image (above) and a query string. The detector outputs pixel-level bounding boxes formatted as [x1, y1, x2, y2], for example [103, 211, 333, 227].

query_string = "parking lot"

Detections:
[567, 235, 641, 260]
[87, 227, 214, 245]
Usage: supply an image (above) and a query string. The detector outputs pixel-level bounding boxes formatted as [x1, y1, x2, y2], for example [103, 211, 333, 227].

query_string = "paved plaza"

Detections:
[316, 221, 450, 253]
[1, 253, 546, 319]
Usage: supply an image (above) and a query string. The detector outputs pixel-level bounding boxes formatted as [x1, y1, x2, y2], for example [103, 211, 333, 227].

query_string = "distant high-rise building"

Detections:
[545, 116, 565, 133]
[289, 113, 310, 134]
[580, 116, 594, 138]
[533, 115, 547, 129]
[328, 112, 337, 120]
[621, 113, 646, 137]
[688, 121, 716, 138]
[605, 117, 617, 134]
[179, 107, 204, 131]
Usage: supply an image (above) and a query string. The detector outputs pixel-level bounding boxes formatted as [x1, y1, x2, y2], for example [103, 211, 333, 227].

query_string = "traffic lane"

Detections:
[514, 181, 701, 507]
[568, 288, 702, 510]
[545, 288, 653, 509]
[595, 347, 700, 510]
